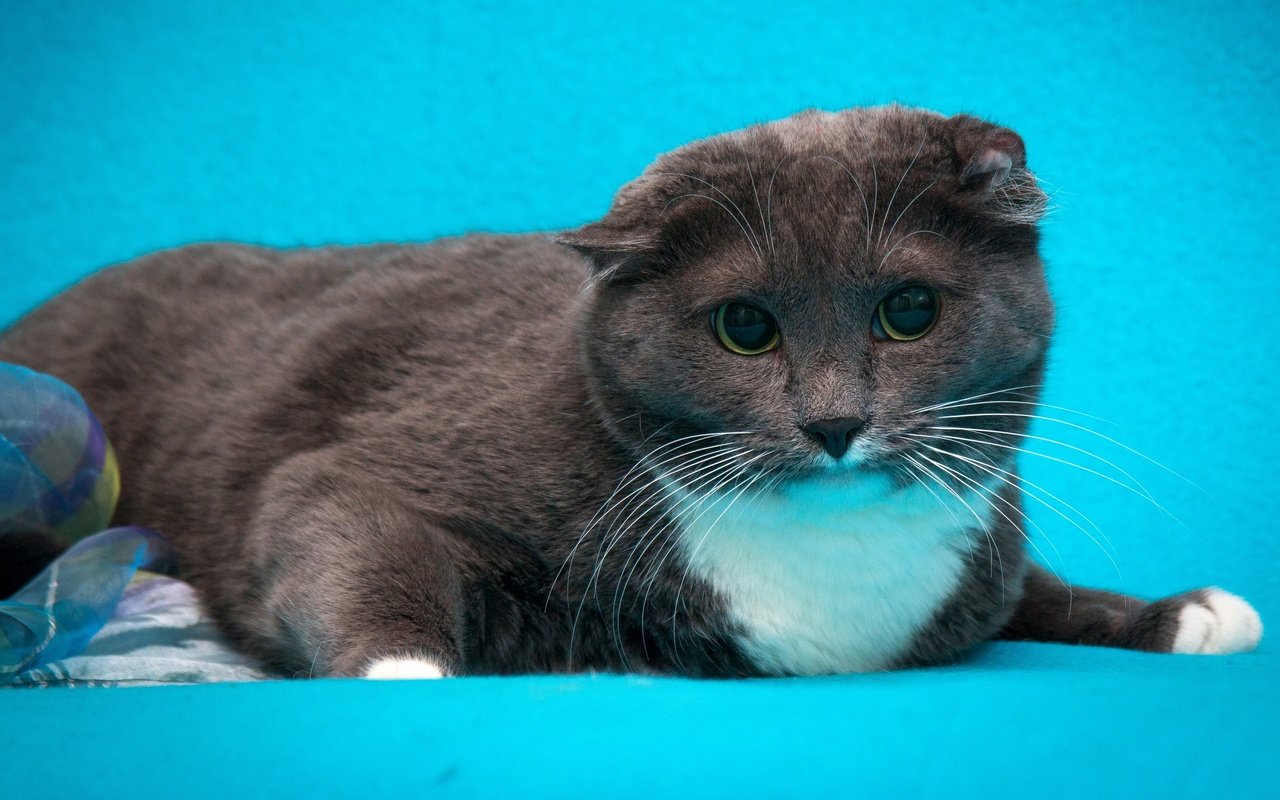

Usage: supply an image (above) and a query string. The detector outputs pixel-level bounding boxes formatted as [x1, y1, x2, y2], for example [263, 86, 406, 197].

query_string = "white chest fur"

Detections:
[668, 470, 992, 675]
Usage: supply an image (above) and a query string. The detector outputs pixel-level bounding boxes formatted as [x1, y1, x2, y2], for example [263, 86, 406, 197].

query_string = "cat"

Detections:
[0, 105, 1261, 678]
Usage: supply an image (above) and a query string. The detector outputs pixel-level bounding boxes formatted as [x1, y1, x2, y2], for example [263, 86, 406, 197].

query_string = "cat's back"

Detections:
[0, 235, 588, 527]
[0, 235, 582, 397]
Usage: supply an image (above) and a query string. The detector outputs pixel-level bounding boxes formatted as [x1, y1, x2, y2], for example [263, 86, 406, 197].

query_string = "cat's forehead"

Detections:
[663, 106, 954, 194]
[561, 105, 1044, 288]
[661, 109, 965, 295]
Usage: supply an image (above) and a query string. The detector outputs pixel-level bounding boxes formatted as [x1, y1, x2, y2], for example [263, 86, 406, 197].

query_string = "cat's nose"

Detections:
[801, 416, 867, 460]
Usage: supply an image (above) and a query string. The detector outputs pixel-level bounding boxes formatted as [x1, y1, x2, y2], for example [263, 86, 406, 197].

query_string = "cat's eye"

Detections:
[874, 286, 940, 341]
[712, 302, 780, 355]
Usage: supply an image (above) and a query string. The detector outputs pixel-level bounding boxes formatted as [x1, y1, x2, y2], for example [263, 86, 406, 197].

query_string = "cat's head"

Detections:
[564, 106, 1053, 494]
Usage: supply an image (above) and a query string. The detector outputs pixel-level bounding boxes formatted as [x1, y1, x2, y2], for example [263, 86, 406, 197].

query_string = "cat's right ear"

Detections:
[557, 174, 679, 283]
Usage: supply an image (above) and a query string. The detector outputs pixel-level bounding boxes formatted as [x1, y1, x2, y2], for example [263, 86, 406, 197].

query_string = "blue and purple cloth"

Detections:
[0, 363, 257, 684]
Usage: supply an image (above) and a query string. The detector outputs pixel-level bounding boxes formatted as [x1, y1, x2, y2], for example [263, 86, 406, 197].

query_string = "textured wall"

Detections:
[2, 0, 1277, 620]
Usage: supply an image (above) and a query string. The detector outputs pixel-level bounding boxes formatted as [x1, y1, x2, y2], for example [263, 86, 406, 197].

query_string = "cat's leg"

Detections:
[236, 450, 467, 678]
[998, 563, 1262, 654]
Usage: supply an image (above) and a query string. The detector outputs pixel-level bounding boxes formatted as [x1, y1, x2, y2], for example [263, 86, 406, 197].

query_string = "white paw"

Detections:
[363, 656, 449, 680]
[1171, 589, 1263, 655]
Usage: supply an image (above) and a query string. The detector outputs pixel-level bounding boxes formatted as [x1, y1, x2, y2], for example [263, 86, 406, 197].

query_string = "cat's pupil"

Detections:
[878, 286, 939, 340]
[724, 305, 770, 345]
[714, 302, 779, 354]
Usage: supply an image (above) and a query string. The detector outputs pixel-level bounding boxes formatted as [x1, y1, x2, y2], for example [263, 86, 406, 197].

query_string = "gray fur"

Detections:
[0, 105, 1226, 676]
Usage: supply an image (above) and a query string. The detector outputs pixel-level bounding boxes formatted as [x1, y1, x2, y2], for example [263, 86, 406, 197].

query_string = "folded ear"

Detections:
[947, 114, 1047, 224]
[557, 173, 677, 282]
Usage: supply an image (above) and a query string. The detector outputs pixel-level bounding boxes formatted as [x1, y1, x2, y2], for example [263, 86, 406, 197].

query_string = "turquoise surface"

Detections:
[2, 645, 1277, 798]
[1, 1, 1277, 796]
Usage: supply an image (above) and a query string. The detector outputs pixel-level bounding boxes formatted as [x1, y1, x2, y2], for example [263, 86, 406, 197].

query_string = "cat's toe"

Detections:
[1171, 588, 1262, 655]
[363, 655, 450, 679]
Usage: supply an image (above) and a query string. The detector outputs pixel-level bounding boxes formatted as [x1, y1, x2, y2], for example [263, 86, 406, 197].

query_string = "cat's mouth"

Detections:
[755, 428, 945, 490]
[740, 443, 905, 488]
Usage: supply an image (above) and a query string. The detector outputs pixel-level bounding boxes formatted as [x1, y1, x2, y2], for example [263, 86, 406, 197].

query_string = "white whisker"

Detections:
[877, 136, 926, 252]
[881, 178, 938, 255]
[912, 384, 1045, 414]
[814, 155, 872, 254]
[901, 452, 1005, 596]
[915, 451, 1068, 591]
[913, 437, 1121, 591]
[935, 411, 1198, 489]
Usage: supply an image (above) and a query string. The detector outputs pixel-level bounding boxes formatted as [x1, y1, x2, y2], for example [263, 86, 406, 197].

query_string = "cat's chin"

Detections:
[778, 461, 904, 505]
[796, 447, 901, 484]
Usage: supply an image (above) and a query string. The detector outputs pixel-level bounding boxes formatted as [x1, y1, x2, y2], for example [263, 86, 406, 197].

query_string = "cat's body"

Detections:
[0, 106, 1261, 677]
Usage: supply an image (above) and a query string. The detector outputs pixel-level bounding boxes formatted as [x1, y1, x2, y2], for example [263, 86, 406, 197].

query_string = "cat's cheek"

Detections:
[362, 656, 451, 680]
[1171, 589, 1263, 655]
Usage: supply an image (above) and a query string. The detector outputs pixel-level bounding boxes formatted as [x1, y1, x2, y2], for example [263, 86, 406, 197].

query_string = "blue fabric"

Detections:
[1, 0, 1276, 797]
[0, 528, 174, 680]
[7, 574, 267, 687]
[1, 649, 1276, 798]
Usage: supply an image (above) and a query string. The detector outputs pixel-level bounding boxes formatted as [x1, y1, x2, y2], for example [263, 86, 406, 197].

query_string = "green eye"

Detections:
[875, 286, 940, 341]
[712, 302, 780, 355]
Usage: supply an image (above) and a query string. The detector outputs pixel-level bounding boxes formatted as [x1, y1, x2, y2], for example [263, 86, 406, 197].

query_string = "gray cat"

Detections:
[0, 105, 1261, 678]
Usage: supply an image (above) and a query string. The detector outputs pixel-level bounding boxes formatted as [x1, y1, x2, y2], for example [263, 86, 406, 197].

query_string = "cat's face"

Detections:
[568, 106, 1053, 492]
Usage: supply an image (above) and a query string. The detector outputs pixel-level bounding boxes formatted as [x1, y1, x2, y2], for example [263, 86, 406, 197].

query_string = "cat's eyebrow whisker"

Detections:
[764, 158, 785, 257]
[656, 171, 765, 262]
[868, 144, 879, 254]
[664, 191, 766, 263]
[813, 155, 872, 254]
[733, 142, 774, 258]
[877, 229, 955, 272]
[876, 135, 926, 252]
[911, 384, 1045, 413]
[934, 411, 1198, 490]
[881, 178, 939, 257]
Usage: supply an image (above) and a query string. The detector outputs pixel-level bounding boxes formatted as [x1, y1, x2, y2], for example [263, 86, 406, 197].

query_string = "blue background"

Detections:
[1, 1, 1277, 797]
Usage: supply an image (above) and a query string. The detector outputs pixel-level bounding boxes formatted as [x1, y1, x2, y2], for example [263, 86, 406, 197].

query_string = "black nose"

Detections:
[802, 416, 867, 460]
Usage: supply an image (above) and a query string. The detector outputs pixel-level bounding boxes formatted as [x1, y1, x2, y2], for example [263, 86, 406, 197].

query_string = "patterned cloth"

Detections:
[2, 363, 267, 684]
[8, 574, 269, 687]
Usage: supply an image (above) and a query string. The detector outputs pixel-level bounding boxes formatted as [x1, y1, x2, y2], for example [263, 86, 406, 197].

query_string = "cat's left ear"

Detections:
[947, 115, 1047, 223]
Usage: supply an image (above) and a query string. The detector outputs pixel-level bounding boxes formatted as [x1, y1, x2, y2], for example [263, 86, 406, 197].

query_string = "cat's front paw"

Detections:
[1170, 588, 1263, 655]
[363, 655, 450, 679]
